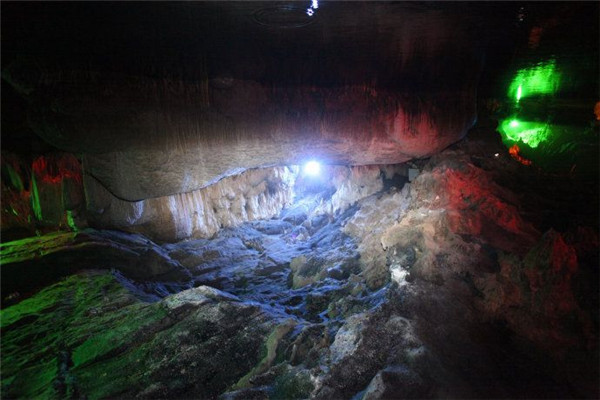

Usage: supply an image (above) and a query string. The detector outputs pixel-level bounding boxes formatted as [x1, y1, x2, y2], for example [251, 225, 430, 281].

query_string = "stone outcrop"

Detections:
[1, 152, 85, 240]
[2, 150, 410, 242]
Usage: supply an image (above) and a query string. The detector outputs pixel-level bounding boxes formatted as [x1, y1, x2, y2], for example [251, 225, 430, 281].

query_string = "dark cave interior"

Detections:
[1, 2, 599, 399]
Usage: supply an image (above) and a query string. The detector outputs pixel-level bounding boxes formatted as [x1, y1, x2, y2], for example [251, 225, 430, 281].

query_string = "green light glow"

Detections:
[0, 232, 77, 265]
[66, 210, 78, 231]
[498, 118, 551, 148]
[508, 60, 561, 101]
[30, 175, 43, 221]
[0, 271, 168, 399]
[5, 165, 24, 191]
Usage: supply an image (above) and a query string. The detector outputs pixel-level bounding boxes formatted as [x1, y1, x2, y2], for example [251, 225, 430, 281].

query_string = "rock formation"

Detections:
[2, 2, 482, 201]
[2, 136, 598, 398]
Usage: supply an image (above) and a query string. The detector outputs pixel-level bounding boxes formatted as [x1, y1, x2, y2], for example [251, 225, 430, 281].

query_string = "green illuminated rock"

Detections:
[0, 229, 191, 303]
[498, 118, 551, 148]
[0, 272, 278, 399]
[508, 60, 561, 102]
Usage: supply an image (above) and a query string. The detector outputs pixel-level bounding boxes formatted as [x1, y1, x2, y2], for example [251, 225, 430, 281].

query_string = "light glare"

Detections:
[307, 0, 318, 16]
[303, 160, 321, 176]
[507, 59, 561, 101]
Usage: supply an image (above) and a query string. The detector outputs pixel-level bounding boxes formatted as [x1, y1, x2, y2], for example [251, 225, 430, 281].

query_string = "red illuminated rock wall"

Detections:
[1, 153, 85, 240]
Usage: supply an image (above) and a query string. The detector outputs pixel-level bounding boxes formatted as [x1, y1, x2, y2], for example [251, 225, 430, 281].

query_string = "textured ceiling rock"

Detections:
[85, 165, 299, 242]
[2, 2, 485, 201]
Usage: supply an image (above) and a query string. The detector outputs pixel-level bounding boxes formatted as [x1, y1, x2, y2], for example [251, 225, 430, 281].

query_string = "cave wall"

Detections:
[1, 153, 84, 240]
[84, 163, 407, 243]
[1, 153, 299, 242]
[2, 151, 407, 242]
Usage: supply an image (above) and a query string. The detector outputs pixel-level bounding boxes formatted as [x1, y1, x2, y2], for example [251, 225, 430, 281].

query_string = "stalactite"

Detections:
[84, 166, 299, 242]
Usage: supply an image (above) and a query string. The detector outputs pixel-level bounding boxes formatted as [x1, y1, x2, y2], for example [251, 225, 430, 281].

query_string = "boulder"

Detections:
[361, 365, 428, 400]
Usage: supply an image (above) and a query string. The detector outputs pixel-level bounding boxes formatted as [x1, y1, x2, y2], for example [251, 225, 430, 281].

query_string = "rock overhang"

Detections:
[2, 2, 491, 201]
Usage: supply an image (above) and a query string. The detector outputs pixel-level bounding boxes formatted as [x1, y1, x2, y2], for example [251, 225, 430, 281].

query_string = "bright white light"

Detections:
[307, 0, 318, 16]
[303, 160, 321, 176]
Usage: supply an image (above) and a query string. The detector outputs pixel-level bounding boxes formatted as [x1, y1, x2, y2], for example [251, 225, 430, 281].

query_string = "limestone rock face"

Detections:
[2, 151, 408, 243]
[84, 163, 408, 242]
[85, 166, 298, 242]
[2, 2, 483, 201]
[343, 186, 412, 289]
[361, 365, 427, 400]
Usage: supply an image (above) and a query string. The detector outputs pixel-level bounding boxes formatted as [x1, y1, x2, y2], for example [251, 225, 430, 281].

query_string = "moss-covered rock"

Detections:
[1, 271, 277, 399]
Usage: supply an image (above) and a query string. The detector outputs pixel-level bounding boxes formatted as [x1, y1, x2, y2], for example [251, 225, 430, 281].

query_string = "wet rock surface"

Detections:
[1, 137, 598, 399]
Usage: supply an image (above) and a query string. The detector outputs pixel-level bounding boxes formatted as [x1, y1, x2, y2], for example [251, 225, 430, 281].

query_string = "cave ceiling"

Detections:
[0, 2, 552, 200]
